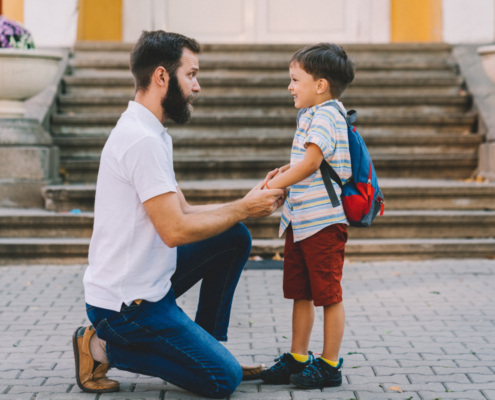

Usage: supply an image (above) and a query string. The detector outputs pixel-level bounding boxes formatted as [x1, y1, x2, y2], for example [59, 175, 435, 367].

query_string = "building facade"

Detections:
[1, 0, 495, 47]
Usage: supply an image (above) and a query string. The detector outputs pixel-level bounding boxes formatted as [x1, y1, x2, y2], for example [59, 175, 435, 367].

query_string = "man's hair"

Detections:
[130, 30, 201, 92]
[290, 43, 355, 98]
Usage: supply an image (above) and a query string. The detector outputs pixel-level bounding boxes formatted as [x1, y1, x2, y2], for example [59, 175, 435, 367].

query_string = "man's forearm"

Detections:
[167, 200, 247, 247]
[185, 203, 229, 214]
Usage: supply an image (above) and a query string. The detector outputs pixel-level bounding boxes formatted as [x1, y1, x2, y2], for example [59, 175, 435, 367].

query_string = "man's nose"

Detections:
[193, 78, 201, 93]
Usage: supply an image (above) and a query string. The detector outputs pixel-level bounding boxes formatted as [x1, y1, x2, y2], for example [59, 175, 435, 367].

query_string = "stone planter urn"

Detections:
[0, 49, 63, 207]
[478, 45, 495, 85]
[0, 49, 62, 117]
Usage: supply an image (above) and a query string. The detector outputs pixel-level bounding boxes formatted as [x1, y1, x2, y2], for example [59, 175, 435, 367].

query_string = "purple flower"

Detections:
[0, 16, 35, 49]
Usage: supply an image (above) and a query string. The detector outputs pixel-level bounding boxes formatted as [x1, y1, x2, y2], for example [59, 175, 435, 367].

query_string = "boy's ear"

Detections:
[316, 78, 330, 95]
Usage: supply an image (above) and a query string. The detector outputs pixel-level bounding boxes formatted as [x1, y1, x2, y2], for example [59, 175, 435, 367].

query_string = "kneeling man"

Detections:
[72, 31, 284, 398]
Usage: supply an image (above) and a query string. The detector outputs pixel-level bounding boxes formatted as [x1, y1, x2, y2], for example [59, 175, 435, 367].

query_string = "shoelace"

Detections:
[270, 355, 289, 372]
[302, 359, 324, 377]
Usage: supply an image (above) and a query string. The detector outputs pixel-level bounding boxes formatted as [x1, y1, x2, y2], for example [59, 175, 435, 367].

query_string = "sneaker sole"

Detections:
[72, 326, 120, 394]
[290, 374, 342, 389]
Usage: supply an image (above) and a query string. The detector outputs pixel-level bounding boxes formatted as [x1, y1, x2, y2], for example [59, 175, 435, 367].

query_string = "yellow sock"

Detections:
[320, 357, 339, 367]
[290, 353, 308, 363]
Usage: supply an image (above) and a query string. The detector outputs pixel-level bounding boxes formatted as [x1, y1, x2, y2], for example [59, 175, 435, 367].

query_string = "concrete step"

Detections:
[74, 42, 453, 53]
[58, 98, 469, 116]
[41, 179, 495, 212]
[72, 55, 454, 72]
[1, 237, 493, 265]
[52, 112, 476, 130]
[52, 132, 482, 159]
[63, 71, 460, 89]
[252, 238, 495, 260]
[3, 208, 494, 240]
[59, 153, 477, 182]
[58, 92, 470, 109]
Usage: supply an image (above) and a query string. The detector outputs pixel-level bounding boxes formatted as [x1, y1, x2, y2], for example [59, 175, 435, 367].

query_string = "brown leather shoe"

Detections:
[72, 326, 120, 393]
[241, 363, 265, 381]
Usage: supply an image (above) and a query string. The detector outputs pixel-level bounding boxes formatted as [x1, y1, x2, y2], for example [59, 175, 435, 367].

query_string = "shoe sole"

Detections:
[72, 326, 120, 394]
[290, 374, 342, 389]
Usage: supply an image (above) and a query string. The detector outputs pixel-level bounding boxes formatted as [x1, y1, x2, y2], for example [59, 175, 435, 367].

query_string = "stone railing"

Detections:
[454, 45, 495, 182]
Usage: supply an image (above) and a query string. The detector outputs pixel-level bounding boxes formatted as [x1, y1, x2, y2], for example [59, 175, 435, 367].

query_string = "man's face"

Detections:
[161, 48, 201, 125]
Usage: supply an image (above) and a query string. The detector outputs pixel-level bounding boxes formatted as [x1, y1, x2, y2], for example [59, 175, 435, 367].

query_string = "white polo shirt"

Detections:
[84, 101, 178, 312]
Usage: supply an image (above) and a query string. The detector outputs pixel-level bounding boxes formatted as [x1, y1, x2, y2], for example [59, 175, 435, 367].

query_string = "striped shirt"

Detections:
[279, 99, 352, 242]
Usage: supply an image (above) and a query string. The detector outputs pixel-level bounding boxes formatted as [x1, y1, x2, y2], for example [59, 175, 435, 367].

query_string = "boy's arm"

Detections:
[264, 144, 323, 189]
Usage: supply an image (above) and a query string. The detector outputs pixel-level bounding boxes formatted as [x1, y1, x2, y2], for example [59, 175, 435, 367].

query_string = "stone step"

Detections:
[74, 42, 453, 53]
[53, 133, 481, 159]
[52, 112, 476, 129]
[58, 92, 470, 108]
[41, 179, 495, 212]
[63, 72, 460, 89]
[51, 123, 475, 137]
[65, 84, 463, 98]
[2, 208, 494, 240]
[71, 55, 454, 71]
[58, 99, 469, 116]
[58, 153, 477, 182]
[1, 237, 493, 265]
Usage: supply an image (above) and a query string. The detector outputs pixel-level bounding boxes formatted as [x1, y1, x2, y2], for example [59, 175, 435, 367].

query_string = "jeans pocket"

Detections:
[85, 305, 95, 313]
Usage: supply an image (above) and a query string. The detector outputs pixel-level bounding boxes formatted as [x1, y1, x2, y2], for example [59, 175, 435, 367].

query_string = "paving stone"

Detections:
[291, 391, 357, 400]
[417, 390, 486, 399]
[0, 261, 494, 399]
[355, 393, 420, 400]
[229, 392, 291, 399]
[9, 384, 69, 393]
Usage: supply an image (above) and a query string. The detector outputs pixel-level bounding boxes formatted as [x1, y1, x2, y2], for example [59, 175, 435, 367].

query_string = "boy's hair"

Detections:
[130, 30, 201, 92]
[291, 43, 355, 99]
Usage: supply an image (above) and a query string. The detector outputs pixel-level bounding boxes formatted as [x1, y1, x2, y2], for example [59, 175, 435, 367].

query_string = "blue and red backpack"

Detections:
[298, 103, 385, 227]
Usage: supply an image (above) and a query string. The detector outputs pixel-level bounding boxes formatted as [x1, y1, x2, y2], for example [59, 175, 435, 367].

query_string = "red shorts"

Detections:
[283, 224, 348, 307]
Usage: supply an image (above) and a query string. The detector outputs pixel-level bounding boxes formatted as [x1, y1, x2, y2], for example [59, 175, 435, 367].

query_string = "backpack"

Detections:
[297, 103, 385, 227]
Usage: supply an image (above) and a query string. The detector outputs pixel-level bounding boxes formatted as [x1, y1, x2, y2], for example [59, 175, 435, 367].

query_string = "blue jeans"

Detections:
[85, 223, 251, 399]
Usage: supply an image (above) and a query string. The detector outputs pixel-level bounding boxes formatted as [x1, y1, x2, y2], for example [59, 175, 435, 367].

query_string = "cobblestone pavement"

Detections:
[1, 259, 495, 400]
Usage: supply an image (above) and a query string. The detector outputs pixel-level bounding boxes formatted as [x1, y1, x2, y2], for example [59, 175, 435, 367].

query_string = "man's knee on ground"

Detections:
[207, 362, 242, 398]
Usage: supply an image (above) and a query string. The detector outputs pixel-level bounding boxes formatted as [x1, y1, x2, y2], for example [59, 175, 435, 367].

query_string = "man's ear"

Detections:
[316, 78, 330, 95]
[154, 66, 169, 89]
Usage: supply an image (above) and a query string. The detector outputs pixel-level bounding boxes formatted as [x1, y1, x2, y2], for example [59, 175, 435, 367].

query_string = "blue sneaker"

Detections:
[290, 357, 343, 389]
[259, 352, 314, 385]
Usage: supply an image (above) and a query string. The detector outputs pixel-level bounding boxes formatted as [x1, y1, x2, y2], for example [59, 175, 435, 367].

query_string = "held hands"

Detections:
[241, 169, 286, 218]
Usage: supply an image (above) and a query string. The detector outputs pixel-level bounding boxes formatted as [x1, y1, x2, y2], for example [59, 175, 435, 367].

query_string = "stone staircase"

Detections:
[1, 42, 495, 264]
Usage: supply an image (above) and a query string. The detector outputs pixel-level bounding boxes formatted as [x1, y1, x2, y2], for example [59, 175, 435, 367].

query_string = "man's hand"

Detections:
[241, 180, 285, 218]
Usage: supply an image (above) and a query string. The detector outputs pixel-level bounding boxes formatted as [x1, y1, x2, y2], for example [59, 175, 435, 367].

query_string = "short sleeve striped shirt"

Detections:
[279, 99, 352, 242]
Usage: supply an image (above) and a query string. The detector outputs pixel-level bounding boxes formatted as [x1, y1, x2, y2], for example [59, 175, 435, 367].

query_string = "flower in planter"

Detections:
[0, 16, 35, 49]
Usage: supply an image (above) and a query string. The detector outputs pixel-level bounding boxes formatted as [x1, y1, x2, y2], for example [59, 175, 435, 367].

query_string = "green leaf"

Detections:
[351, 366, 360, 369]
[347, 352, 363, 355]
[385, 330, 393, 334]
[282, 335, 289, 339]
[471, 350, 476, 355]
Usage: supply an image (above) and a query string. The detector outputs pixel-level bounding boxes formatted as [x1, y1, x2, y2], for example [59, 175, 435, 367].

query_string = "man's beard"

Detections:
[161, 73, 196, 125]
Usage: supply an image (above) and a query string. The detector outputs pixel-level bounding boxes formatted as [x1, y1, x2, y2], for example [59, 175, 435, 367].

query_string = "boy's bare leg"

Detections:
[290, 299, 315, 355]
[321, 302, 345, 361]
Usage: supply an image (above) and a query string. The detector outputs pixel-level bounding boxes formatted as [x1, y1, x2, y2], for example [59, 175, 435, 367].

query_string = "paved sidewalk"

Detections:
[1, 259, 494, 400]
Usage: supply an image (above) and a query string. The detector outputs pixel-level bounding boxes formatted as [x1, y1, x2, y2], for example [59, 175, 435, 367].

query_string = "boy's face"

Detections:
[288, 62, 327, 109]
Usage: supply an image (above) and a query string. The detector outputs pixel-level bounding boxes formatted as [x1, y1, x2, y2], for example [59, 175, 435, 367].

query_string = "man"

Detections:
[72, 31, 285, 398]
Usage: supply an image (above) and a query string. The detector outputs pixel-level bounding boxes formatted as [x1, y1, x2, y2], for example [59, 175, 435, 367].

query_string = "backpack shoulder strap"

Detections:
[318, 102, 356, 208]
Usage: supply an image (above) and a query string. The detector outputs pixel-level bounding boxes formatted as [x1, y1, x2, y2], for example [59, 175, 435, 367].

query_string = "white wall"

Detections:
[443, 0, 495, 43]
[123, 0, 390, 44]
[23, 0, 79, 48]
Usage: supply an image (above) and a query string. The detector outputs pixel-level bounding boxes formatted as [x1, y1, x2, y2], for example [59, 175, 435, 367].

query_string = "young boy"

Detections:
[259, 43, 355, 389]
